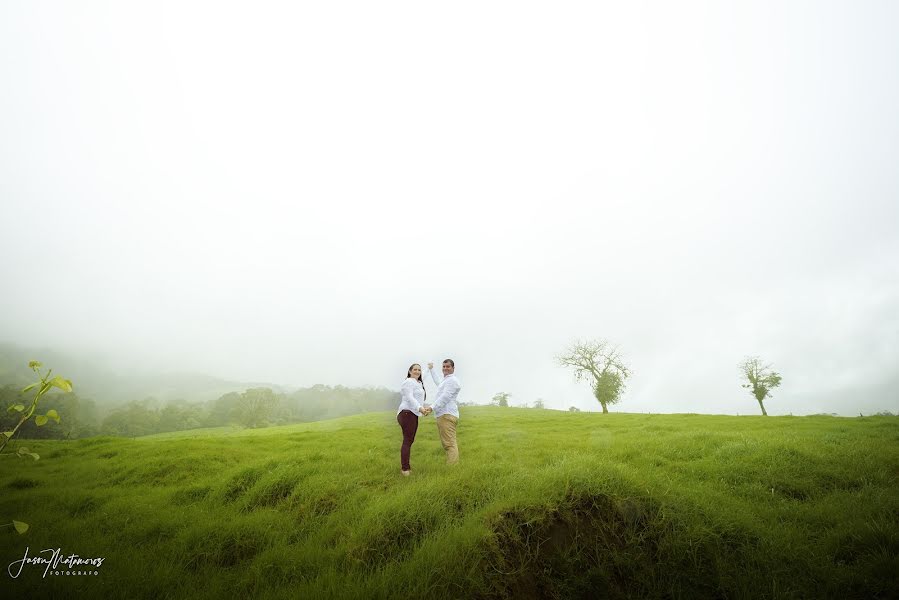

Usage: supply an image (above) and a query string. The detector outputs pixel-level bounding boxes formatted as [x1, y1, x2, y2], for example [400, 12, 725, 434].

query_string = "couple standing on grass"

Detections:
[396, 359, 461, 476]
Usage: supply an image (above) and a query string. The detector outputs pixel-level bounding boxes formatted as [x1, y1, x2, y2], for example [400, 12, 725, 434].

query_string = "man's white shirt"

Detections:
[428, 367, 461, 419]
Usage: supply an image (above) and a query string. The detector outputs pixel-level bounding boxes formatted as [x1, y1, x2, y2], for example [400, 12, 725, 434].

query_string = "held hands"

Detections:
[427, 362, 434, 370]
[419, 406, 433, 416]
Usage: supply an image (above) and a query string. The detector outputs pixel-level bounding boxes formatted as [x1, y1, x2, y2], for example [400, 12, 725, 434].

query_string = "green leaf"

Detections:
[22, 383, 38, 393]
[12, 520, 29, 534]
[49, 376, 73, 393]
[46, 409, 60, 423]
[17, 448, 40, 460]
[28, 361, 42, 369]
[7, 404, 25, 413]
[1, 431, 14, 440]
[35, 415, 48, 426]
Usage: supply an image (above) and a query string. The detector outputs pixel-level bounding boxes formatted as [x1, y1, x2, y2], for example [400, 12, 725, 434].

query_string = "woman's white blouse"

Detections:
[397, 377, 425, 416]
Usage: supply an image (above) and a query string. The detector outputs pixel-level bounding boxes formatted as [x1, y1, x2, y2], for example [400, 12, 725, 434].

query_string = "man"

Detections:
[427, 359, 462, 465]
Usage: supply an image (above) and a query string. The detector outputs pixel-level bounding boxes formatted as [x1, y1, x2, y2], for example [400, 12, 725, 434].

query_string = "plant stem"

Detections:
[0, 374, 47, 454]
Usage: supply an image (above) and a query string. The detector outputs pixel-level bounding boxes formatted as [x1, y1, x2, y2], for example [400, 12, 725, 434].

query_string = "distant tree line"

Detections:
[489, 393, 546, 409]
[0, 384, 399, 439]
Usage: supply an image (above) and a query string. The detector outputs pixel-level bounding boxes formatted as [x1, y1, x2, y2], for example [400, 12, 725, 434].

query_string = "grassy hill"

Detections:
[1, 407, 897, 599]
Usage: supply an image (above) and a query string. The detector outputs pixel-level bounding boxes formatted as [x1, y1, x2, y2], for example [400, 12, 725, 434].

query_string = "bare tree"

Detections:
[557, 339, 630, 413]
[739, 356, 782, 416]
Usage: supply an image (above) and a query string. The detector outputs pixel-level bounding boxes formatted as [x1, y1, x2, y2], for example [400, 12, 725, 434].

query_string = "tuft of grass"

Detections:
[7, 477, 40, 489]
[221, 465, 267, 503]
[170, 485, 212, 506]
[64, 494, 102, 518]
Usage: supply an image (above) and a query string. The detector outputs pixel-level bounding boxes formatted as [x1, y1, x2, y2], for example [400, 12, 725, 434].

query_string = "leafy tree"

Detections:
[491, 392, 511, 407]
[533, 399, 545, 409]
[739, 356, 782, 416]
[207, 392, 242, 427]
[100, 400, 161, 437]
[158, 401, 205, 432]
[593, 371, 624, 411]
[557, 339, 630, 413]
[235, 388, 279, 428]
[568, 406, 581, 412]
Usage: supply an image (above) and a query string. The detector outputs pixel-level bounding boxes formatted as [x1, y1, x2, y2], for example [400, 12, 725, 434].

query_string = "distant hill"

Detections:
[0, 342, 291, 407]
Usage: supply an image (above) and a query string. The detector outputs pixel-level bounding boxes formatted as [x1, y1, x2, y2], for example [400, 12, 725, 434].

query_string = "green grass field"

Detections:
[2, 407, 897, 599]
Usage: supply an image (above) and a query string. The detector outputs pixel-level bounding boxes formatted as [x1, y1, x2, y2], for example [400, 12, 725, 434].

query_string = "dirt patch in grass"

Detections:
[480, 493, 680, 600]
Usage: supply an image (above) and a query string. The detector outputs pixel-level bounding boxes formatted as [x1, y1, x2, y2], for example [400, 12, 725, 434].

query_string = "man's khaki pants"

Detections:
[436, 414, 459, 464]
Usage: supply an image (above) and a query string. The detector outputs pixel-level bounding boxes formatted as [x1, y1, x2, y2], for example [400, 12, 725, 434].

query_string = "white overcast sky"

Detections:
[1, 1, 897, 415]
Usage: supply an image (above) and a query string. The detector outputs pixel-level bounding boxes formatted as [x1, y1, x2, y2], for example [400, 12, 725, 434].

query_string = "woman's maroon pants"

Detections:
[397, 409, 419, 471]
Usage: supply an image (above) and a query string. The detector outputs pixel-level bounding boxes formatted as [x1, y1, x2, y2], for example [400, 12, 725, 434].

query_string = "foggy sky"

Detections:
[2, 1, 897, 416]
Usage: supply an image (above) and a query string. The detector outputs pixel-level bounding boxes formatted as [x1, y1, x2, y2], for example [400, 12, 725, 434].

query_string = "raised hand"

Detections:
[427, 362, 434, 370]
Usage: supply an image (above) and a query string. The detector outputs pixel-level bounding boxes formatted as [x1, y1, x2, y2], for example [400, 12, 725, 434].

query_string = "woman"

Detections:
[397, 363, 431, 476]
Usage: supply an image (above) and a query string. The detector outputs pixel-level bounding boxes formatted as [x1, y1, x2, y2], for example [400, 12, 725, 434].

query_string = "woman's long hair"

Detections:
[407, 363, 426, 402]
